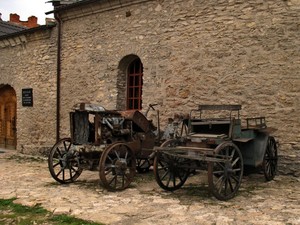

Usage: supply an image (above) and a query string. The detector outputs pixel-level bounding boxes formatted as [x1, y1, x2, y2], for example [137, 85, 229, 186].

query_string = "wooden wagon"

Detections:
[153, 105, 278, 200]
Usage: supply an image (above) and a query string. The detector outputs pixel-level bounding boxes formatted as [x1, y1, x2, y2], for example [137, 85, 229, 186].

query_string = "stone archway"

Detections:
[0, 85, 17, 149]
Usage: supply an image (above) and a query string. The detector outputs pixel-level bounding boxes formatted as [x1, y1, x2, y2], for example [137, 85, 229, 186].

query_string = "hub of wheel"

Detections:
[115, 159, 128, 174]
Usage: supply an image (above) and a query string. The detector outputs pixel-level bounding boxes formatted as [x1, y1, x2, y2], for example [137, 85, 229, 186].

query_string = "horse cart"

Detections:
[153, 105, 278, 200]
[48, 103, 161, 191]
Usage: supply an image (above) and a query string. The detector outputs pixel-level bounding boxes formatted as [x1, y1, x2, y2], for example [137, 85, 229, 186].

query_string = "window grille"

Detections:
[127, 58, 143, 110]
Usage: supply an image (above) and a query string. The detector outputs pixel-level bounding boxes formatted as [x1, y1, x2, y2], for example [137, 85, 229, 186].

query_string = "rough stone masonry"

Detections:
[0, 0, 299, 160]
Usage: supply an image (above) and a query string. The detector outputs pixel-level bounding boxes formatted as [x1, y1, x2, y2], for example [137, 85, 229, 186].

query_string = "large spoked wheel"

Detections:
[99, 142, 136, 191]
[48, 138, 83, 184]
[263, 136, 278, 181]
[136, 158, 151, 173]
[153, 139, 190, 191]
[208, 142, 243, 201]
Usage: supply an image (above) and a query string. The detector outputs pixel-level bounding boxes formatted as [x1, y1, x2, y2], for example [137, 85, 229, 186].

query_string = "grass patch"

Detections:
[50, 214, 102, 225]
[0, 198, 104, 225]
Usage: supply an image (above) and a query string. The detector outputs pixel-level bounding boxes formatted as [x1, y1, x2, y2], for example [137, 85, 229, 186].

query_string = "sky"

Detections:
[0, 0, 54, 25]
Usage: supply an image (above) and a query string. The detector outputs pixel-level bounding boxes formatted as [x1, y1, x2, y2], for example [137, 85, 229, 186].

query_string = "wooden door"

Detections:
[0, 86, 16, 149]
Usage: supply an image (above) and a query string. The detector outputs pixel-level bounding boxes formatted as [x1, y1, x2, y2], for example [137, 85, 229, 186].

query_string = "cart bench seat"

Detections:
[190, 119, 231, 126]
[189, 119, 232, 138]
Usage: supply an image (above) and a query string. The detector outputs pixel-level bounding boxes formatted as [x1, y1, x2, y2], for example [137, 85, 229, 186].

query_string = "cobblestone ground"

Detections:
[0, 150, 299, 225]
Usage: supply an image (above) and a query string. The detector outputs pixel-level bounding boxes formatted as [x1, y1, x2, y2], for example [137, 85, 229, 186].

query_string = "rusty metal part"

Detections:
[48, 138, 83, 184]
[99, 142, 136, 191]
[49, 101, 160, 191]
[120, 110, 154, 133]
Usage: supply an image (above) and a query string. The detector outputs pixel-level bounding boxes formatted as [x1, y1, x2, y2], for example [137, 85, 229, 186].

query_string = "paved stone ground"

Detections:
[0, 149, 299, 225]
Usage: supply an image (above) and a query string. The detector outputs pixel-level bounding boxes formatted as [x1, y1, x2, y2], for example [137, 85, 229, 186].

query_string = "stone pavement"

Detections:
[0, 150, 299, 225]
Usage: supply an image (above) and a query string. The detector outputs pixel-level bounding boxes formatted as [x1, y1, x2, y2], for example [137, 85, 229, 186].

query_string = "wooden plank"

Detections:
[189, 133, 227, 138]
[154, 146, 213, 153]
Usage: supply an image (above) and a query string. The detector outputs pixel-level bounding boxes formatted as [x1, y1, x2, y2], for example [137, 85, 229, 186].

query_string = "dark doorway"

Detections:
[0, 85, 17, 149]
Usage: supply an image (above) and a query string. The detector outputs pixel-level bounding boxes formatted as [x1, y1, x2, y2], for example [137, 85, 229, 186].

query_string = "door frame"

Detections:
[0, 85, 17, 150]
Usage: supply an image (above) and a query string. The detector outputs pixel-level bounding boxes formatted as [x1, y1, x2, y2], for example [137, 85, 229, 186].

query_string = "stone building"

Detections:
[0, 22, 57, 152]
[0, 0, 299, 157]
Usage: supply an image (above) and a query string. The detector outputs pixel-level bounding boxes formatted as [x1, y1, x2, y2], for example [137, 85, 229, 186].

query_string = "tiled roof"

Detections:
[0, 24, 56, 41]
[0, 20, 27, 36]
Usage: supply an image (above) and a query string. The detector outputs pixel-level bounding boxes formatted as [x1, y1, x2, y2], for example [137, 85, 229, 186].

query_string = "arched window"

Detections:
[127, 58, 143, 110]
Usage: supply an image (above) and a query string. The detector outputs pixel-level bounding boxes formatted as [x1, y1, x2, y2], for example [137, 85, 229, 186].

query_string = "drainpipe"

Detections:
[54, 12, 62, 142]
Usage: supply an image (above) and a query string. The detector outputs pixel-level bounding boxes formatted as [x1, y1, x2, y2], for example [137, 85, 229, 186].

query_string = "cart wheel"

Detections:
[48, 138, 83, 184]
[208, 142, 243, 200]
[136, 158, 151, 173]
[153, 139, 190, 191]
[263, 136, 278, 181]
[99, 142, 136, 191]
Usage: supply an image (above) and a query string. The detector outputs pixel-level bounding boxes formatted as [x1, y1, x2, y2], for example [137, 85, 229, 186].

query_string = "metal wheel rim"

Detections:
[48, 138, 82, 184]
[208, 142, 243, 200]
[263, 137, 278, 181]
[153, 139, 190, 191]
[99, 142, 136, 191]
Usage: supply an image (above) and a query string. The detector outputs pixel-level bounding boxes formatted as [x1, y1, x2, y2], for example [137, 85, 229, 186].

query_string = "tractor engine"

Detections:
[70, 103, 156, 151]
[99, 113, 131, 143]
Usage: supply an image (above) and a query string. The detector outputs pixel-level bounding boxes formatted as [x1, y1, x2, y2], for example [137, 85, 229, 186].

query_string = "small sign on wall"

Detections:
[22, 88, 33, 107]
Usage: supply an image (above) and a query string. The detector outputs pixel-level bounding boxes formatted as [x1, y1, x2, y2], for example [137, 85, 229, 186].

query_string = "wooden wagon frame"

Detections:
[153, 105, 278, 200]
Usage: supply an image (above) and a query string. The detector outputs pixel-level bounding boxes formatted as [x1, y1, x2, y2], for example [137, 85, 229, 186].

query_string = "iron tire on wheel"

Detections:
[263, 136, 278, 181]
[48, 138, 83, 184]
[208, 142, 243, 201]
[99, 142, 136, 191]
[153, 139, 190, 191]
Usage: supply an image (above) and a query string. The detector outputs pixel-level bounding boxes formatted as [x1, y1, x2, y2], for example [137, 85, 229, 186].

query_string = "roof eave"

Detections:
[46, 0, 99, 15]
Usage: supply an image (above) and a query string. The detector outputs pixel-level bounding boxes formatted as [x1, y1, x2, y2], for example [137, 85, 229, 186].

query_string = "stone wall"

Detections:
[0, 27, 57, 154]
[58, 0, 300, 156]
